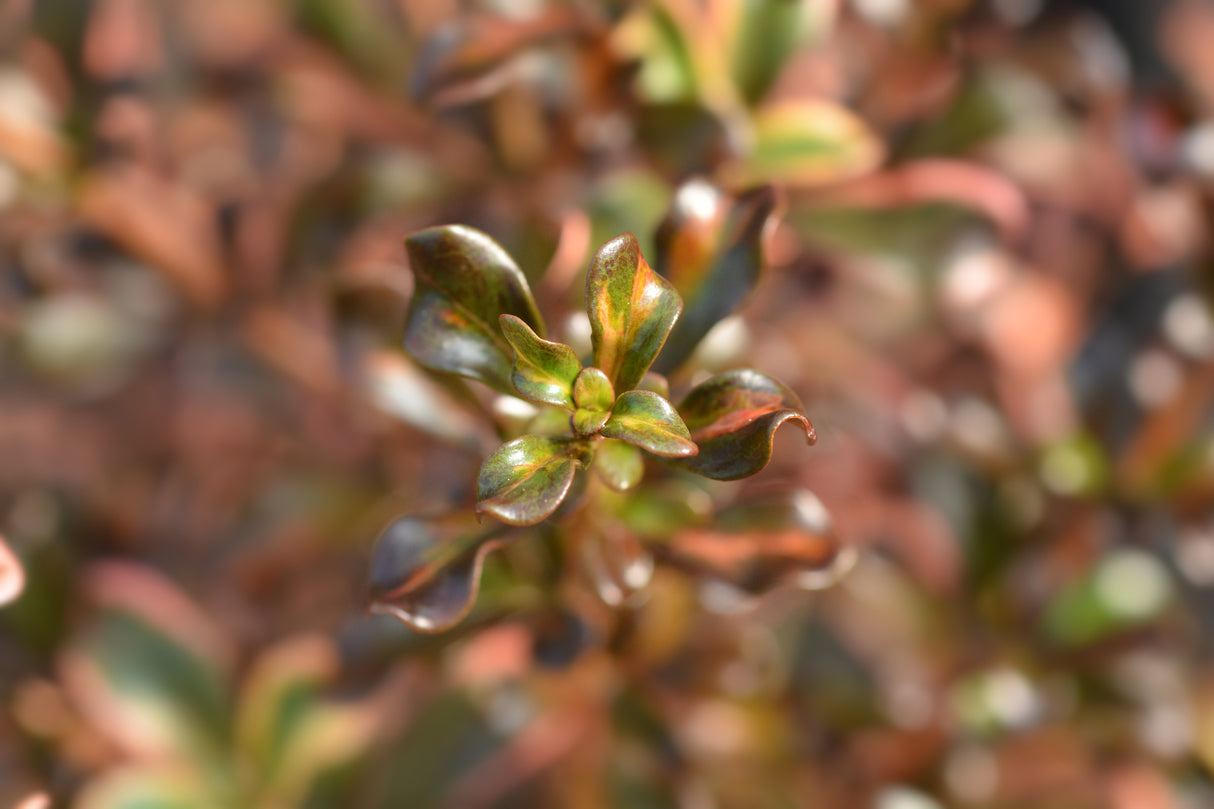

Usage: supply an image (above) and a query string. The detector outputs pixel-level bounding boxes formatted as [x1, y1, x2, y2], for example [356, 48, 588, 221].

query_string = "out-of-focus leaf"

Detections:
[61, 567, 232, 762]
[77, 768, 214, 809]
[587, 233, 683, 393]
[409, 8, 586, 105]
[0, 534, 24, 606]
[601, 391, 698, 458]
[369, 516, 505, 633]
[573, 366, 615, 412]
[664, 489, 849, 593]
[675, 369, 815, 479]
[477, 436, 589, 525]
[582, 525, 654, 607]
[404, 225, 544, 394]
[730, 0, 824, 105]
[652, 181, 777, 373]
[1043, 549, 1174, 647]
[500, 314, 581, 409]
[594, 439, 644, 492]
[722, 100, 882, 187]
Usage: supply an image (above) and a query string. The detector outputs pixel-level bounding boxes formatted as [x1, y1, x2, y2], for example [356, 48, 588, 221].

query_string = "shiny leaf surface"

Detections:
[572, 407, 611, 437]
[586, 233, 683, 393]
[477, 436, 589, 525]
[675, 369, 814, 479]
[500, 314, 580, 408]
[404, 225, 544, 393]
[369, 516, 504, 633]
[601, 390, 697, 458]
[653, 181, 777, 373]
[573, 366, 615, 412]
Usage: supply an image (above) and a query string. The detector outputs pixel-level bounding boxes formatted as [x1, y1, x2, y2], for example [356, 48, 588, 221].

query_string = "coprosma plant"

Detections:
[369, 181, 845, 636]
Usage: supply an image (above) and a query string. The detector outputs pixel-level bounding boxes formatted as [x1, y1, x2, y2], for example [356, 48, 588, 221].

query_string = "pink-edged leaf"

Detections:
[675, 369, 815, 480]
[601, 390, 697, 458]
[586, 233, 682, 393]
[404, 225, 544, 393]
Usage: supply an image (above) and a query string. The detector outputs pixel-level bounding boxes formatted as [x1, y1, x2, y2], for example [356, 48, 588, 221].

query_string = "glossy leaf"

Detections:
[477, 436, 589, 525]
[601, 390, 697, 458]
[722, 100, 883, 187]
[572, 407, 611, 437]
[403, 225, 544, 394]
[675, 369, 815, 479]
[500, 314, 580, 408]
[586, 233, 683, 393]
[573, 366, 615, 412]
[369, 516, 503, 633]
[594, 439, 644, 492]
[653, 181, 777, 373]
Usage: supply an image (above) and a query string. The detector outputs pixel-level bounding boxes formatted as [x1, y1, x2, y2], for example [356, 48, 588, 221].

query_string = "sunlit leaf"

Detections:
[369, 516, 505, 633]
[675, 369, 814, 479]
[404, 225, 544, 394]
[722, 100, 882, 187]
[572, 407, 611, 437]
[594, 439, 644, 492]
[652, 181, 777, 373]
[587, 233, 683, 393]
[77, 768, 214, 809]
[477, 436, 589, 525]
[601, 390, 697, 458]
[0, 534, 24, 606]
[573, 366, 615, 412]
[500, 314, 580, 408]
[730, 0, 827, 105]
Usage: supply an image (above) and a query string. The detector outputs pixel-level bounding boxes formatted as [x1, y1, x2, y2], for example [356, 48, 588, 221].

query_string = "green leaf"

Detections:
[572, 407, 611, 437]
[499, 314, 580, 408]
[594, 439, 644, 492]
[76, 768, 214, 809]
[675, 369, 815, 479]
[652, 181, 777, 373]
[586, 233, 683, 393]
[573, 366, 614, 412]
[477, 436, 589, 525]
[403, 225, 544, 394]
[730, 0, 824, 105]
[369, 516, 504, 633]
[601, 391, 697, 458]
[722, 100, 882, 187]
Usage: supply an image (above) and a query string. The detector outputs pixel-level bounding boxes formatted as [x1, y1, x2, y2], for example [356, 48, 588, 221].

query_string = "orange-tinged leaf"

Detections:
[477, 436, 589, 526]
[500, 314, 580, 408]
[601, 390, 697, 458]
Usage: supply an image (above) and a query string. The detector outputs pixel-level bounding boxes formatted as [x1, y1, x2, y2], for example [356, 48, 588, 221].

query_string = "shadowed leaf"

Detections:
[601, 390, 697, 458]
[477, 436, 589, 525]
[594, 439, 644, 492]
[587, 233, 683, 393]
[722, 100, 882, 187]
[404, 225, 544, 394]
[500, 314, 580, 408]
[675, 369, 815, 479]
[653, 181, 778, 373]
[369, 516, 505, 633]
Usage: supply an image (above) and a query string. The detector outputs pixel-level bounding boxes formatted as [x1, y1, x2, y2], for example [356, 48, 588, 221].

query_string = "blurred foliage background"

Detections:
[3, 0, 1214, 807]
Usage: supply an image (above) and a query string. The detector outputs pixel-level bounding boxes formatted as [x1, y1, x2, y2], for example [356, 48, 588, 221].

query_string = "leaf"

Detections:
[477, 436, 589, 525]
[573, 366, 614, 412]
[369, 516, 504, 633]
[404, 225, 544, 394]
[601, 390, 697, 458]
[0, 534, 24, 606]
[729, 0, 833, 105]
[594, 439, 644, 492]
[675, 369, 815, 479]
[586, 233, 683, 393]
[77, 768, 214, 809]
[721, 100, 883, 187]
[663, 489, 851, 594]
[499, 314, 581, 408]
[652, 181, 778, 373]
[572, 408, 611, 437]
